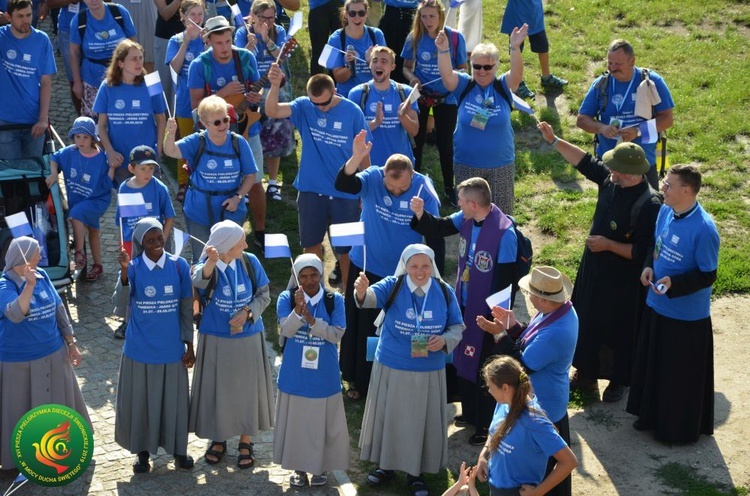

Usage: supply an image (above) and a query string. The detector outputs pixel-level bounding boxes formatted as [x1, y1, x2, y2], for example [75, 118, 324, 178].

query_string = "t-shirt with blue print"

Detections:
[195, 253, 269, 338]
[646, 203, 720, 321]
[348, 80, 418, 166]
[401, 30, 467, 105]
[349, 168, 439, 278]
[326, 27, 386, 97]
[289, 96, 370, 199]
[0, 26, 57, 124]
[578, 68, 674, 166]
[176, 131, 258, 226]
[123, 254, 192, 364]
[371, 276, 463, 372]
[276, 288, 345, 398]
[166, 34, 206, 119]
[51, 145, 112, 207]
[187, 48, 261, 137]
[451, 72, 515, 168]
[487, 401, 567, 490]
[115, 177, 176, 242]
[69, 5, 137, 86]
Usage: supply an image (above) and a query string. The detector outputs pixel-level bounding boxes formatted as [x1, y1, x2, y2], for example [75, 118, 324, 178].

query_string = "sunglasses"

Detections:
[347, 9, 367, 17]
[311, 93, 334, 107]
[472, 63, 496, 71]
[211, 116, 230, 126]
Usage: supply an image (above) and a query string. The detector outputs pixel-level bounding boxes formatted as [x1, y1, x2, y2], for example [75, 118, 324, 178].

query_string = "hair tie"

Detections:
[519, 371, 529, 385]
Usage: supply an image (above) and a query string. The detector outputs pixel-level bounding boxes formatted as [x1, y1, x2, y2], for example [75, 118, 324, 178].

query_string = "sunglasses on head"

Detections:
[211, 116, 230, 126]
[347, 9, 367, 17]
[311, 93, 334, 107]
[472, 63, 495, 71]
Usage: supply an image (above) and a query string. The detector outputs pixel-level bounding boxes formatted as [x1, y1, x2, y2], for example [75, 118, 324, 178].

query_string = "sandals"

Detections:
[85, 263, 103, 282]
[367, 467, 394, 486]
[74, 250, 87, 270]
[516, 80, 536, 99]
[346, 388, 361, 401]
[407, 474, 429, 496]
[290, 471, 308, 487]
[133, 451, 150, 474]
[541, 74, 569, 90]
[204, 440, 226, 465]
[177, 184, 187, 202]
[310, 473, 328, 486]
[266, 184, 282, 201]
[174, 454, 194, 470]
[237, 442, 254, 469]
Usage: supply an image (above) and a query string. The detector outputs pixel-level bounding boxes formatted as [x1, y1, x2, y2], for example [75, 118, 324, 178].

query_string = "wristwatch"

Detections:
[266, 40, 278, 52]
[243, 306, 253, 321]
[66, 337, 77, 347]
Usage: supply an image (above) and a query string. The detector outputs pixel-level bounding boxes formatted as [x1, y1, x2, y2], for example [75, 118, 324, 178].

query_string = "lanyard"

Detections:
[220, 263, 239, 305]
[612, 72, 636, 115]
[411, 285, 430, 334]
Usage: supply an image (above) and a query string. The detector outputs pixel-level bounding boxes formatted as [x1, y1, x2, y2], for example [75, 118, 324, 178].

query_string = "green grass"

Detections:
[655, 462, 749, 496]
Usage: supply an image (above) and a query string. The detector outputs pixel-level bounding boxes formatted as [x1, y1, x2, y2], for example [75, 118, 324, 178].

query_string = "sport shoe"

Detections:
[602, 382, 628, 403]
[541, 74, 568, 90]
[266, 184, 282, 201]
[290, 471, 308, 487]
[310, 473, 328, 486]
[328, 261, 342, 285]
[516, 80, 535, 99]
[453, 414, 470, 427]
[114, 322, 126, 340]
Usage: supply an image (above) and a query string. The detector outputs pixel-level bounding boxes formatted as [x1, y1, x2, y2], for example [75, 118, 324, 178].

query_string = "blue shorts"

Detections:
[297, 192, 360, 253]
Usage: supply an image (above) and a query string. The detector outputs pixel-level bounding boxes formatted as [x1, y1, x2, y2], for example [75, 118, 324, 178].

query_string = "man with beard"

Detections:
[537, 122, 661, 403]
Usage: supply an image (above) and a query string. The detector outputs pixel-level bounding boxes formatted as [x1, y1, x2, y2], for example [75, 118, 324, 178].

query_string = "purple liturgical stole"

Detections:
[453, 205, 512, 382]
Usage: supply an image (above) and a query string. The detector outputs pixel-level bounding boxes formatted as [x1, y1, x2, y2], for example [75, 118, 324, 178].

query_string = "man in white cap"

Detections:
[538, 122, 661, 403]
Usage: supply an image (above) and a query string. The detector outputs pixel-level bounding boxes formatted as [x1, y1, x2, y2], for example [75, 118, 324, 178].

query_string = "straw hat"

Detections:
[517, 266, 572, 303]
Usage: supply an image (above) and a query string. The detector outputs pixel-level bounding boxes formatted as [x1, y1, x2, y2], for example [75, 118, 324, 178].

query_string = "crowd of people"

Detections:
[0, 0, 722, 494]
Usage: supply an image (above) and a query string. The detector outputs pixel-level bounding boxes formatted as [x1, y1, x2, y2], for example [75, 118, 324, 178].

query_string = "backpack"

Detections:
[339, 26, 377, 57]
[507, 215, 533, 284]
[78, 3, 125, 44]
[279, 287, 338, 352]
[593, 68, 669, 177]
[192, 131, 243, 170]
[200, 47, 256, 96]
[457, 78, 512, 111]
[358, 82, 417, 147]
[383, 275, 452, 314]
[193, 252, 257, 325]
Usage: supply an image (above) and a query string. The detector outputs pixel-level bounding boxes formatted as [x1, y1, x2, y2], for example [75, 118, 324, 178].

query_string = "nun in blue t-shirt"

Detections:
[354, 244, 465, 494]
[274, 254, 349, 487]
[188, 220, 273, 469]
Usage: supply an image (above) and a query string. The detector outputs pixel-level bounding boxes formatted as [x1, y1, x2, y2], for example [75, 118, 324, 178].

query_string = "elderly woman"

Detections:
[189, 220, 273, 469]
[436, 24, 528, 215]
[355, 244, 464, 496]
[274, 254, 348, 487]
[477, 266, 578, 496]
[0, 237, 91, 470]
[164, 96, 258, 262]
[113, 218, 195, 473]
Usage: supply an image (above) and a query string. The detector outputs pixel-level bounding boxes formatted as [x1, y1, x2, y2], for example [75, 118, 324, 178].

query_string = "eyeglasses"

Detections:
[472, 63, 496, 71]
[347, 9, 367, 17]
[256, 14, 275, 22]
[211, 116, 230, 126]
[662, 181, 684, 190]
[311, 93, 333, 107]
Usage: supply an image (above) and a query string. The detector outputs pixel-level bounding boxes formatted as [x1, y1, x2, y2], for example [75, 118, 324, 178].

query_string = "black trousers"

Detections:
[378, 5, 415, 84]
[309, 0, 344, 75]
[544, 413, 572, 496]
[413, 102, 458, 192]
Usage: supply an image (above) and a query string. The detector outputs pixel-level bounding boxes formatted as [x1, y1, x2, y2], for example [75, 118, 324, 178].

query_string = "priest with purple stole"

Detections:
[409, 177, 517, 446]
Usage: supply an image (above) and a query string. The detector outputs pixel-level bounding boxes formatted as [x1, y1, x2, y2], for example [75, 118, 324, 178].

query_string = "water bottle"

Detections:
[347, 45, 356, 76]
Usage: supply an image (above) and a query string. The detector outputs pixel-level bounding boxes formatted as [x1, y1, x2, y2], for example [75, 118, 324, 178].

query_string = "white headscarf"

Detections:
[131, 218, 163, 259]
[287, 253, 324, 290]
[199, 220, 244, 261]
[394, 243, 442, 281]
[4, 236, 39, 270]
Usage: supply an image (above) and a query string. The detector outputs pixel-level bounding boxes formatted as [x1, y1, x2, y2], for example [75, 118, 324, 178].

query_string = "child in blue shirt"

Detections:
[48, 117, 115, 281]
[115, 146, 176, 256]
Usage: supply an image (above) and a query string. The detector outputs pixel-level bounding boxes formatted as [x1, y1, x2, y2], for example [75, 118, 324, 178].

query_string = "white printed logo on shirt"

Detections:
[186, 52, 194, 62]
[217, 77, 227, 87]
[132, 100, 141, 109]
[420, 51, 431, 61]
[6, 50, 16, 60]
[383, 196, 392, 207]
[23, 54, 31, 62]
[671, 234, 680, 244]
[222, 286, 232, 297]
[317, 118, 326, 128]
[224, 159, 233, 168]
[399, 200, 408, 209]
[145, 202, 153, 211]
[333, 121, 342, 130]
[70, 168, 78, 178]
[144, 286, 157, 297]
[369, 102, 378, 112]
[164, 285, 174, 294]
[108, 29, 117, 36]
[405, 308, 416, 320]
[237, 284, 246, 293]
[206, 159, 218, 170]
[115, 99, 125, 110]
[384, 104, 392, 112]
[82, 173, 91, 182]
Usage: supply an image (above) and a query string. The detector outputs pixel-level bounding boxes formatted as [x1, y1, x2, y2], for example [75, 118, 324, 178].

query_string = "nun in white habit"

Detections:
[354, 244, 465, 494]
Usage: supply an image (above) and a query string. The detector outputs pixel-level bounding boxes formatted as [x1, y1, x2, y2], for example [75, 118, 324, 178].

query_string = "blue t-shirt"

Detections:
[383, 0, 417, 7]
[234, 24, 288, 87]
[0, 26, 57, 124]
[348, 80, 418, 166]
[195, 253, 269, 338]
[93, 81, 167, 171]
[349, 168, 439, 277]
[276, 287, 345, 398]
[308, 0, 329, 9]
[289, 97, 370, 199]
[123, 254, 192, 364]
[115, 177, 176, 242]
[401, 29, 467, 104]
[187, 48, 261, 137]
[521, 307, 578, 423]
[647, 203, 720, 321]
[176, 131, 258, 226]
[69, 4, 137, 86]
[371, 276, 463, 372]
[326, 27, 386, 97]
[57, 2, 87, 34]
[450, 211, 518, 302]
[500, 0, 545, 35]
[451, 72, 515, 167]
[51, 145, 112, 208]
[488, 401, 567, 490]
[0, 270, 65, 362]
[165, 34, 206, 119]
[578, 68, 674, 165]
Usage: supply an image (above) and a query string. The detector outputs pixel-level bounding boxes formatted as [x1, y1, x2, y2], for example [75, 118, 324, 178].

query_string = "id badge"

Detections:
[470, 109, 489, 130]
[411, 334, 429, 358]
[461, 266, 470, 283]
[301, 345, 320, 369]
[68, 2, 79, 13]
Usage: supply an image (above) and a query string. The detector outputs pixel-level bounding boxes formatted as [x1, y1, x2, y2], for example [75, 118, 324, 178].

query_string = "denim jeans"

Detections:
[0, 120, 45, 160]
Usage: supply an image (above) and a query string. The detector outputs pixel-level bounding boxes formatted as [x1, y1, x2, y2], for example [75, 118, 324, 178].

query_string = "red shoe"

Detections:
[74, 250, 87, 270]
[85, 264, 103, 282]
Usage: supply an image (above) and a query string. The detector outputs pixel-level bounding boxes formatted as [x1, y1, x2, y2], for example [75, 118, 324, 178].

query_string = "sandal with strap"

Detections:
[204, 440, 226, 465]
[346, 388, 361, 401]
[133, 451, 150, 474]
[85, 263, 103, 282]
[174, 454, 194, 470]
[541, 73, 569, 90]
[177, 184, 187, 202]
[74, 250, 87, 271]
[367, 467, 394, 486]
[407, 475, 429, 496]
[266, 184, 282, 201]
[237, 442, 254, 469]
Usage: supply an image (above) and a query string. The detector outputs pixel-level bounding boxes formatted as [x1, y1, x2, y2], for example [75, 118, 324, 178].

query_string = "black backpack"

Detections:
[382, 275, 453, 314]
[279, 287, 337, 352]
[339, 26, 377, 56]
[193, 252, 257, 326]
[358, 82, 416, 148]
[458, 78, 512, 110]
[507, 215, 533, 284]
[78, 3, 125, 45]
